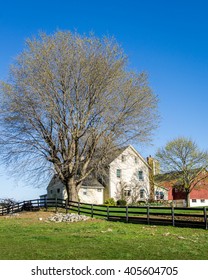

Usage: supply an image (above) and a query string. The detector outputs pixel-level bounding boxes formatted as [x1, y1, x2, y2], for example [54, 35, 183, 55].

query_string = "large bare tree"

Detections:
[156, 137, 208, 207]
[0, 31, 158, 202]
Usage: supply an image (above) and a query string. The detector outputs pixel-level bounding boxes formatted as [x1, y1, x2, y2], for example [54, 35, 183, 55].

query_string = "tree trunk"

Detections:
[147, 157, 156, 202]
[185, 191, 190, 207]
[66, 178, 79, 203]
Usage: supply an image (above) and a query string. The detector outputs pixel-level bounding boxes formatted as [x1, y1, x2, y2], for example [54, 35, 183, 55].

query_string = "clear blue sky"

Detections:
[1, 0, 208, 200]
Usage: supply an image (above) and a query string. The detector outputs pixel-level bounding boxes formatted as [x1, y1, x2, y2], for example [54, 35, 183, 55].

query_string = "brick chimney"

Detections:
[147, 156, 160, 201]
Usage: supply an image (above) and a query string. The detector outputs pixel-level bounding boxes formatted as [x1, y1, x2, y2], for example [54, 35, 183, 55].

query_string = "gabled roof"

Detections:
[154, 172, 181, 183]
[155, 168, 208, 183]
[48, 174, 104, 189]
[109, 145, 150, 168]
[82, 175, 104, 188]
[154, 183, 169, 191]
[104, 145, 128, 165]
[128, 145, 151, 168]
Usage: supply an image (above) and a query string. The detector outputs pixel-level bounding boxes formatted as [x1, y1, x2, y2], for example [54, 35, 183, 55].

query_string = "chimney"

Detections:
[147, 156, 160, 202]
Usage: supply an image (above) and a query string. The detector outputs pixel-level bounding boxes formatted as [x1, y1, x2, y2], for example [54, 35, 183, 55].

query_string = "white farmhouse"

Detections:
[47, 174, 104, 204]
[47, 145, 152, 204]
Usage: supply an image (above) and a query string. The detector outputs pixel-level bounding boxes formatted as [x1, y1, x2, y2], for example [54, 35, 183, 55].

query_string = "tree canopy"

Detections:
[0, 31, 159, 201]
[156, 137, 208, 206]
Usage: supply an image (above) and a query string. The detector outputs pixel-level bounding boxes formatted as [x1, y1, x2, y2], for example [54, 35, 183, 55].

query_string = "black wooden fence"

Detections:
[0, 198, 207, 229]
[0, 198, 66, 215]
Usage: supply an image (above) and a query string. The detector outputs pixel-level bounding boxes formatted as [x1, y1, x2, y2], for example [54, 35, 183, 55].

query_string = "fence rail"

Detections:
[0, 198, 207, 229]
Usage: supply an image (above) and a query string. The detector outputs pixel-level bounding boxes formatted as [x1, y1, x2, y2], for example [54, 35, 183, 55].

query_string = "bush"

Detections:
[117, 199, 127, 206]
[104, 198, 116, 206]
[136, 201, 146, 206]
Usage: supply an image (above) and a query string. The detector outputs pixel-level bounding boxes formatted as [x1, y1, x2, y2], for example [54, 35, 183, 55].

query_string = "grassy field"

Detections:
[0, 211, 207, 260]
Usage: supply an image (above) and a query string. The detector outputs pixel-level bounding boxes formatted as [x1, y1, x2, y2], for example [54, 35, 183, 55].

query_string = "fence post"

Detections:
[204, 207, 207, 230]
[147, 205, 150, 225]
[65, 201, 68, 213]
[45, 199, 48, 211]
[171, 205, 175, 227]
[126, 205, 129, 223]
[107, 206, 109, 220]
[91, 204, 94, 218]
[55, 198, 58, 212]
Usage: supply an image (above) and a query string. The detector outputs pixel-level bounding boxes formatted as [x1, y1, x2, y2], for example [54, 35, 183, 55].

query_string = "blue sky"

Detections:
[0, 0, 208, 200]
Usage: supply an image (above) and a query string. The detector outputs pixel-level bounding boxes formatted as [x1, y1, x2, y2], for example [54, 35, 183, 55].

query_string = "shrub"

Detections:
[136, 201, 146, 206]
[117, 199, 127, 206]
[104, 198, 116, 206]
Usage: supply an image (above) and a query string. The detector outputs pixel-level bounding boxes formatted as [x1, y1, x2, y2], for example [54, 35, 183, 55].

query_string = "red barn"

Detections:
[154, 170, 208, 207]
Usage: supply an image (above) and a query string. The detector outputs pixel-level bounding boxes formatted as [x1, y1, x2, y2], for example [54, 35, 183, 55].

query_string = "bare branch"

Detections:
[0, 31, 159, 201]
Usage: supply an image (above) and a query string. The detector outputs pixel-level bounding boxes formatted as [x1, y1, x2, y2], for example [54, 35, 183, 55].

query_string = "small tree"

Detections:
[156, 137, 208, 207]
[0, 31, 159, 202]
[0, 198, 16, 207]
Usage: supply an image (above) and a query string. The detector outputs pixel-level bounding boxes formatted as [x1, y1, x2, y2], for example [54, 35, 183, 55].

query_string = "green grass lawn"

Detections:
[0, 211, 207, 260]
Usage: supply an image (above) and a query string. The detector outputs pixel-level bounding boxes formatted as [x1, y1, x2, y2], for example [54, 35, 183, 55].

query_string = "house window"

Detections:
[140, 189, 145, 199]
[124, 190, 131, 197]
[155, 191, 164, 200]
[159, 191, 164, 200]
[192, 199, 197, 203]
[50, 190, 53, 194]
[57, 188, 60, 194]
[155, 191, 159, 200]
[201, 199, 205, 203]
[121, 155, 126, 162]
[83, 188, 87, 195]
[97, 189, 102, 192]
[138, 170, 144, 181]
[116, 169, 121, 178]
[135, 157, 138, 163]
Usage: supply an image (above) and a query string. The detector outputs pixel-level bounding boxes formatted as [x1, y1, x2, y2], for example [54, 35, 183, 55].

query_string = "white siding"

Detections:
[154, 186, 168, 200]
[190, 199, 208, 207]
[109, 146, 150, 203]
[47, 177, 65, 200]
[79, 187, 104, 204]
[47, 178, 103, 204]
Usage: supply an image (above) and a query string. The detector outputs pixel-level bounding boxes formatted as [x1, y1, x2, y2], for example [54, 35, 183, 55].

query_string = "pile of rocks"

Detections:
[47, 213, 90, 223]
